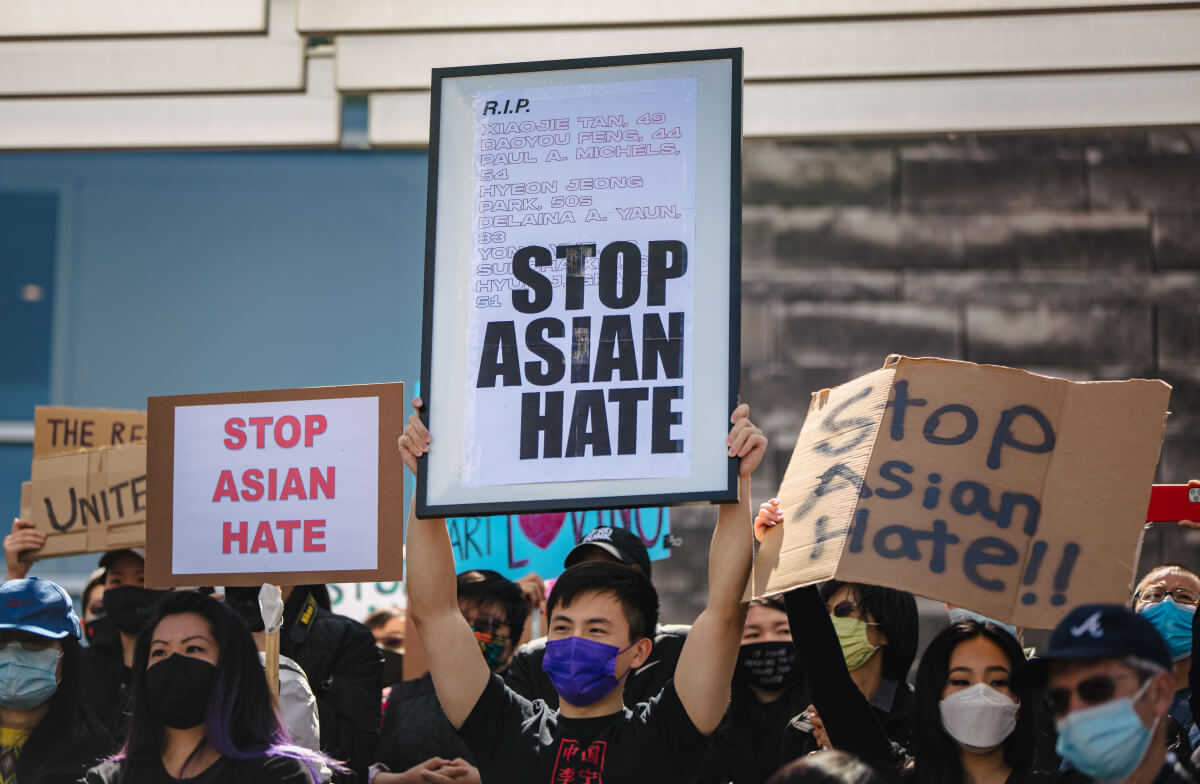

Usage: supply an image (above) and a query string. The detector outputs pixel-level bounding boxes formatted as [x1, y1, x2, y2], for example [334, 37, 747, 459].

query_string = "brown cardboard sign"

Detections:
[34, 406, 146, 459]
[146, 383, 405, 588]
[28, 443, 147, 558]
[749, 356, 1171, 629]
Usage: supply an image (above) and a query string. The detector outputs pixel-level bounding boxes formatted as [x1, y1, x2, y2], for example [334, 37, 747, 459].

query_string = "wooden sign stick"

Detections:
[259, 584, 285, 698]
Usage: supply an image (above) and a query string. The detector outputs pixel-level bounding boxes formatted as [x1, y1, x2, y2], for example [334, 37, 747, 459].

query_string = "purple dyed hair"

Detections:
[114, 590, 340, 779]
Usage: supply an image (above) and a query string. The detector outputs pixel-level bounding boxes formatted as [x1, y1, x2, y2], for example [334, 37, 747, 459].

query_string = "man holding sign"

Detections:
[400, 397, 764, 783]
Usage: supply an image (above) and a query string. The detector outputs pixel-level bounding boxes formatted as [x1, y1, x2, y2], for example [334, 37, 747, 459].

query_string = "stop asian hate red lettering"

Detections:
[214, 414, 334, 555]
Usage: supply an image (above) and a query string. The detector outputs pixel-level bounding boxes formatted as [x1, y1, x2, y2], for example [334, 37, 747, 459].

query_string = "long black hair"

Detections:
[116, 590, 335, 775]
[909, 620, 1035, 784]
[819, 580, 919, 682]
[16, 633, 110, 779]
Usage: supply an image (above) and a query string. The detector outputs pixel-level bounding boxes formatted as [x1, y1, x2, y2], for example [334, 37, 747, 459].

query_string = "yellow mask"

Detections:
[831, 615, 881, 671]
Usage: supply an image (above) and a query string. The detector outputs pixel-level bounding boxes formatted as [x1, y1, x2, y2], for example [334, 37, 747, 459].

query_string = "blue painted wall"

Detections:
[0, 149, 429, 587]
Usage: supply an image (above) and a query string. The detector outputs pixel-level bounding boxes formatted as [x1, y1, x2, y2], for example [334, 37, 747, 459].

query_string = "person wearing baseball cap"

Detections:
[563, 526, 655, 577]
[1015, 603, 1193, 784]
[504, 525, 690, 709]
[0, 577, 114, 784]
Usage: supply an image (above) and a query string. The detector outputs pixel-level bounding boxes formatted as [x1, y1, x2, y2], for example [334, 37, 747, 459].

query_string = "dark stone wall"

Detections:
[655, 129, 1200, 625]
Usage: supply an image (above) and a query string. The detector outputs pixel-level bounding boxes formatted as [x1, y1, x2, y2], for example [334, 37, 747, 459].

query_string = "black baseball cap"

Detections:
[1014, 603, 1172, 693]
[564, 527, 652, 578]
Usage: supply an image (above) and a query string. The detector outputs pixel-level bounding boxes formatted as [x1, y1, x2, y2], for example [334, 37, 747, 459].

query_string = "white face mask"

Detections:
[939, 683, 1020, 752]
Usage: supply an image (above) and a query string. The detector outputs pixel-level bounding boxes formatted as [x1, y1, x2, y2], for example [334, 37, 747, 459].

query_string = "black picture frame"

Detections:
[417, 48, 742, 518]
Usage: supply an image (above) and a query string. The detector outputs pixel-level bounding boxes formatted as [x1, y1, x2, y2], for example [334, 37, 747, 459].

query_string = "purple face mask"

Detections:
[542, 636, 633, 707]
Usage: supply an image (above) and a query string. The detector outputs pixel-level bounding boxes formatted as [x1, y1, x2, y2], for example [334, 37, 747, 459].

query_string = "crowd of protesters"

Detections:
[2, 398, 1199, 784]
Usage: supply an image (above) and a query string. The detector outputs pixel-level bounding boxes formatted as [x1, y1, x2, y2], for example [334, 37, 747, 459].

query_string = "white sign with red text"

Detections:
[170, 397, 379, 575]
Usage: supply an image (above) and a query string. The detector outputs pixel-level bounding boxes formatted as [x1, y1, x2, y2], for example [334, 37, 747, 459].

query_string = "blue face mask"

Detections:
[947, 607, 1019, 641]
[1138, 598, 1194, 660]
[1055, 678, 1157, 782]
[0, 644, 62, 710]
[542, 636, 633, 707]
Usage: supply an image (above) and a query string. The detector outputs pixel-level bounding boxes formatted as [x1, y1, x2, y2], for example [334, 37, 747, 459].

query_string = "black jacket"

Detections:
[17, 706, 115, 784]
[279, 587, 382, 783]
[504, 624, 689, 709]
[80, 641, 131, 742]
[374, 674, 473, 774]
[696, 678, 811, 784]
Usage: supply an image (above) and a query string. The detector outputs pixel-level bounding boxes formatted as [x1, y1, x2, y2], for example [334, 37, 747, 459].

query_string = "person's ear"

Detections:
[628, 637, 653, 670]
[1150, 672, 1175, 715]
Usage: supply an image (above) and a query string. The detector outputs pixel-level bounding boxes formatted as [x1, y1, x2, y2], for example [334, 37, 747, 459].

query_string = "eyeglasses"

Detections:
[1044, 672, 1140, 718]
[0, 637, 56, 652]
[464, 616, 511, 638]
[1134, 586, 1200, 606]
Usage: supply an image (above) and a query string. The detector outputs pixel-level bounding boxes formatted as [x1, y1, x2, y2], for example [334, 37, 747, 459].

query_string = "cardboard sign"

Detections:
[146, 383, 405, 588]
[749, 356, 1171, 629]
[446, 507, 672, 580]
[27, 443, 147, 558]
[34, 406, 146, 459]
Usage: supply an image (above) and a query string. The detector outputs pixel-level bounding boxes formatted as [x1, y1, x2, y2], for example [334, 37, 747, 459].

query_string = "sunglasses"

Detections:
[826, 600, 866, 619]
[1044, 672, 1140, 718]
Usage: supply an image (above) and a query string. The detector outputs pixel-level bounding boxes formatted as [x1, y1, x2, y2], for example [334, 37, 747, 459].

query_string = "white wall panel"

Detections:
[743, 70, 1200, 137]
[368, 92, 430, 148]
[368, 69, 1200, 146]
[0, 0, 302, 97]
[300, 0, 1196, 32]
[0, 56, 339, 150]
[0, 0, 266, 38]
[337, 9, 1200, 91]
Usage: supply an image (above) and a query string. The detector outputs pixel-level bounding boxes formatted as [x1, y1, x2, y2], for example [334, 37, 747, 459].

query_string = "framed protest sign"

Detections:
[748, 356, 1172, 630]
[419, 48, 742, 517]
[145, 383, 406, 588]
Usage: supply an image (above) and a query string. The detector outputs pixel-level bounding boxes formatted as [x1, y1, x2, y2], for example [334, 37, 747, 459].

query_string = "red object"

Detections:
[1146, 484, 1200, 522]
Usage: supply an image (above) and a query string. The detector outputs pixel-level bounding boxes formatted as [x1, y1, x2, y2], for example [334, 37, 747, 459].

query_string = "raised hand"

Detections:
[754, 498, 783, 543]
[727, 403, 767, 478]
[398, 397, 431, 475]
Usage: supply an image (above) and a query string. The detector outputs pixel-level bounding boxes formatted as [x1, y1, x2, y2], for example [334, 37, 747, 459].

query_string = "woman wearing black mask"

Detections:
[83, 549, 170, 741]
[85, 590, 335, 784]
[697, 596, 809, 784]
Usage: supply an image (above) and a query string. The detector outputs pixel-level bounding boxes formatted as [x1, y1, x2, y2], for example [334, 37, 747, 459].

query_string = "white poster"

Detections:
[171, 397, 379, 575]
[464, 78, 698, 487]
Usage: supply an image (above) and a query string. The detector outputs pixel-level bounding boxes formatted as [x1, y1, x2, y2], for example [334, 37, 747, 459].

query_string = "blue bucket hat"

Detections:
[0, 577, 82, 640]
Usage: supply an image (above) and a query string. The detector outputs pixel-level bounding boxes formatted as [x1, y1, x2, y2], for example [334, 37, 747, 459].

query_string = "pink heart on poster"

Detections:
[517, 513, 567, 549]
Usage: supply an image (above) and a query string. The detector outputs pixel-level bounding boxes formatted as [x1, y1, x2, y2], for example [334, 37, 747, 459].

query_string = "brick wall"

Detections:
[655, 128, 1200, 624]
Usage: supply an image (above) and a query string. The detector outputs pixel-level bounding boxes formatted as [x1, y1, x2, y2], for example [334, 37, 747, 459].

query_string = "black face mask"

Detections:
[102, 586, 170, 635]
[223, 588, 265, 632]
[737, 642, 799, 692]
[145, 654, 218, 729]
[85, 614, 120, 650]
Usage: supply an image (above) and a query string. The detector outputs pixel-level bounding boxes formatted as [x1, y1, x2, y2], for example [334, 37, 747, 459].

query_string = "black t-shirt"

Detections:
[86, 754, 314, 784]
[459, 673, 709, 783]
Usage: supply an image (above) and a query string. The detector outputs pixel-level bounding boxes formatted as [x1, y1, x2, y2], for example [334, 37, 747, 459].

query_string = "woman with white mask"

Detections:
[908, 620, 1039, 784]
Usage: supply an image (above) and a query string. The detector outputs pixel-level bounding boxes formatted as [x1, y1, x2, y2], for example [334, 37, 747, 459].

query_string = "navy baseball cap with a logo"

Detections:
[564, 526, 653, 578]
[1014, 603, 1172, 692]
[0, 577, 82, 640]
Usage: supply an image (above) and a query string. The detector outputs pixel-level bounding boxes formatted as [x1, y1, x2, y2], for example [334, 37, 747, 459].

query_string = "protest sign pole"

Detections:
[259, 584, 284, 698]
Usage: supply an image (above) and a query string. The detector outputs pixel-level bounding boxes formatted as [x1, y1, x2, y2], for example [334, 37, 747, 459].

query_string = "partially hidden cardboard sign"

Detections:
[27, 443, 147, 558]
[146, 383, 405, 588]
[34, 406, 146, 459]
[749, 356, 1171, 629]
